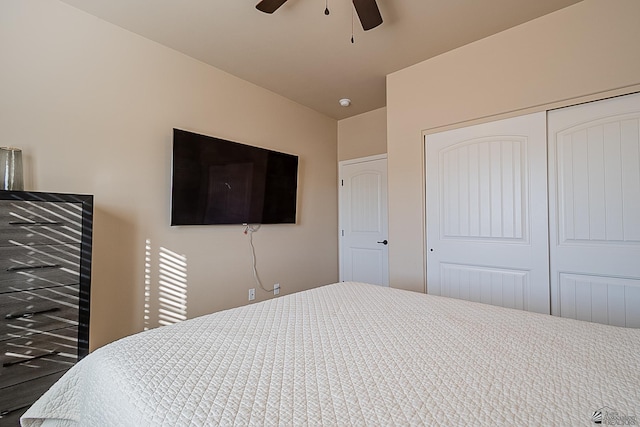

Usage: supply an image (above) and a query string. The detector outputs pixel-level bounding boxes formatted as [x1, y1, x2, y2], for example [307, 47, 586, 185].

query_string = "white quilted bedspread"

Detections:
[22, 282, 640, 426]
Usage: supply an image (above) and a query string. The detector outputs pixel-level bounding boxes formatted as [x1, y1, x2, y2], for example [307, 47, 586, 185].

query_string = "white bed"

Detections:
[21, 282, 640, 426]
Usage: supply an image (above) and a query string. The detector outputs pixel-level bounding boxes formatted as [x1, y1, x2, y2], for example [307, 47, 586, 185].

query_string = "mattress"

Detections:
[21, 282, 640, 426]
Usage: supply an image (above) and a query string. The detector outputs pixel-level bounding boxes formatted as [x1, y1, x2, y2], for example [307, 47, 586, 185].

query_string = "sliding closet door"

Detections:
[548, 92, 640, 327]
[425, 112, 550, 314]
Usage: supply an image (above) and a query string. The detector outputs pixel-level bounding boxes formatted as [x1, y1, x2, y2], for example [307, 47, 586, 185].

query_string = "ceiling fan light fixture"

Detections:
[339, 98, 352, 107]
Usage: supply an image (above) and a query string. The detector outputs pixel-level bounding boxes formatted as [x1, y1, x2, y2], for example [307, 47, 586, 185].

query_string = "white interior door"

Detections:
[339, 155, 389, 286]
[425, 112, 550, 313]
[548, 92, 640, 327]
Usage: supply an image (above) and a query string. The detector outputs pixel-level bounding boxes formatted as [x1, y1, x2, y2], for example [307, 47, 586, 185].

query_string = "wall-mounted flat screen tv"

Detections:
[171, 129, 298, 225]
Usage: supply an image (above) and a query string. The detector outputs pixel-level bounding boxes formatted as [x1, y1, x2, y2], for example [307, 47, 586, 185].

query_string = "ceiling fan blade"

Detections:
[256, 0, 289, 13]
[352, 0, 383, 31]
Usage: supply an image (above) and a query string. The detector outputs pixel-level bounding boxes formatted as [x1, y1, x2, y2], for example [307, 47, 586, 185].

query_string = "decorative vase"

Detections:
[0, 147, 24, 191]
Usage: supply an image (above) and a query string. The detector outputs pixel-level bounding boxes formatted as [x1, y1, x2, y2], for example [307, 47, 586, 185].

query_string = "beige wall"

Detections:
[0, 0, 338, 350]
[387, 0, 640, 293]
[337, 107, 387, 161]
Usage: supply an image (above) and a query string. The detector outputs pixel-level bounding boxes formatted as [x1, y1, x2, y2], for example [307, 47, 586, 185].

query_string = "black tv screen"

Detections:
[171, 129, 298, 225]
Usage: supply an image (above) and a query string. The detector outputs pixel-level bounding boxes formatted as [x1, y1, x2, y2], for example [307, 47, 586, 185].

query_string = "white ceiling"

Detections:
[59, 0, 582, 120]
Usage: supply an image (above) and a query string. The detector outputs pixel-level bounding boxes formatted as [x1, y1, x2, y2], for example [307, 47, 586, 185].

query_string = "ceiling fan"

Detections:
[256, 0, 383, 31]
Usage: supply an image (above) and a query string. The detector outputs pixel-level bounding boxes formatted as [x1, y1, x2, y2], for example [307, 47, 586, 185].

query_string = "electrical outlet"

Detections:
[248, 288, 255, 301]
[273, 283, 280, 296]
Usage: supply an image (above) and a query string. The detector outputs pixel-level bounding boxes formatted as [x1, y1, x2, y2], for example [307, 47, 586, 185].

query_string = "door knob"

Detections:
[377, 240, 388, 245]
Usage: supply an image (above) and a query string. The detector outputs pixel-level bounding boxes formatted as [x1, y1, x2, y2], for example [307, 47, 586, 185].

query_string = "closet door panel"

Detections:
[425, 112, 549, 314]
[548, 92, 640, 326]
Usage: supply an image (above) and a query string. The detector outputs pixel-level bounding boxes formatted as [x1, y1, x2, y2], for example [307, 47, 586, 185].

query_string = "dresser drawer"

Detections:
[0, 286, 79, 341]
[0, 201, 82, 247]
[0, 244, 80, 293]
[1, 326, 77, 389]
[0, 370, 66, 425]
[0, 192, 90, 425]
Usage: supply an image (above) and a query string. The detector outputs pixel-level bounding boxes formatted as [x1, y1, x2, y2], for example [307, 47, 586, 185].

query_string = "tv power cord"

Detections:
[243, 224, 275, 293]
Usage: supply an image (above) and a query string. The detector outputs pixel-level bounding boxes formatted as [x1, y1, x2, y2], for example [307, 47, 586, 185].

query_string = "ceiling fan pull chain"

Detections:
[324, 0, 330, 15]
[351, 5, 355, 43]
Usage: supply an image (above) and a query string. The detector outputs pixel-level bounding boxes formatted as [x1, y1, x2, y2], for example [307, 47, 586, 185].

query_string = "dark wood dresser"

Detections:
[0, 191, 92, 425]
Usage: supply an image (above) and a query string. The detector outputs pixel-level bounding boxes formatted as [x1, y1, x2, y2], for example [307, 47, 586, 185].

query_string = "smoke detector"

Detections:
[339, 98, 351, 107]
